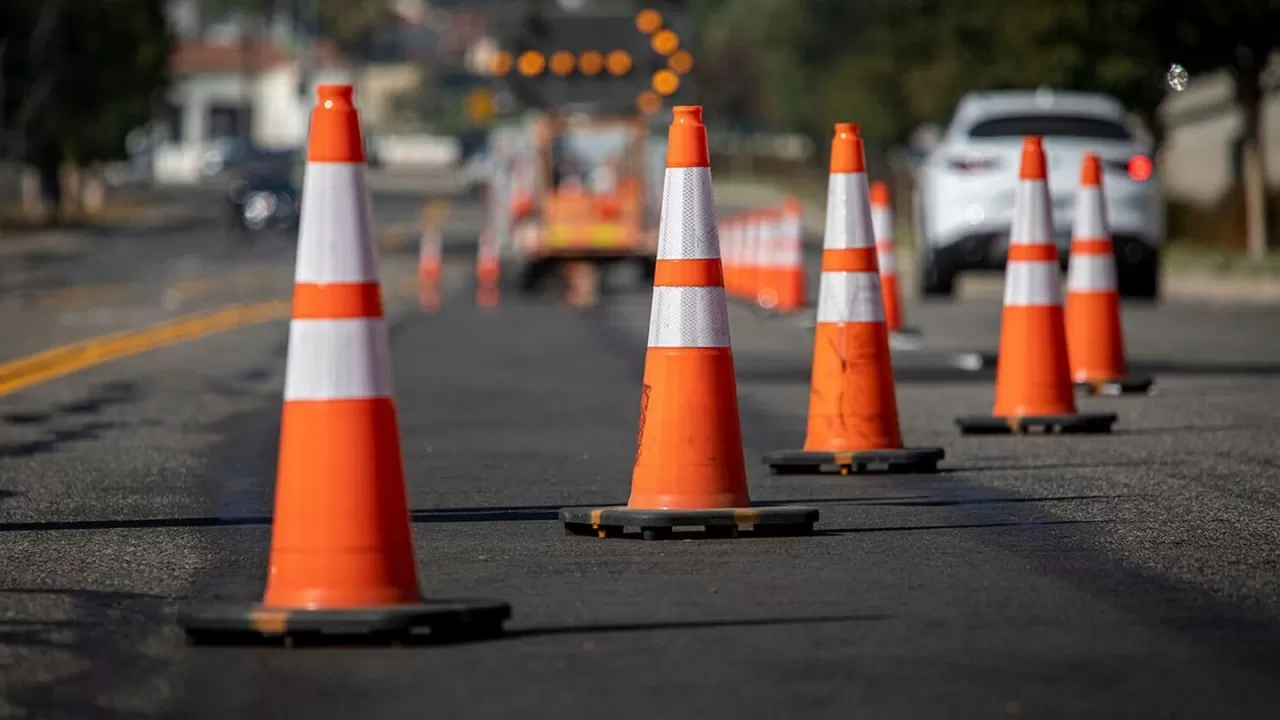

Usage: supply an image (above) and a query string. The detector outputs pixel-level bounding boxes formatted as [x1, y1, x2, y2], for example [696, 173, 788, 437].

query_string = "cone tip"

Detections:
[666, 106, 710, 168]
[829, 122, 865, 174]
[1081, 152, 1102, 186]
[307, 82, 365, 162]
[1018, 135, 1046, 180]
[870, 180, 890, 206]
[317, 84, 355, 103]
[672, 105, 704, 126]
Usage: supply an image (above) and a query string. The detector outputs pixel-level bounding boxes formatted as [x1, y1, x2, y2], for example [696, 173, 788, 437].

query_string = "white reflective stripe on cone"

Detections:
[1004, 260, 1064, 307]
[657, 167, 721, 260]
[419, 230, 441, 261]
[824, 173, 876, 250]
[871, 207, 893, 243]
[745, 220, 760, 267]
[647, 286, 731, 348]
[478, 229, 500, 260]
[877, 248, 897, 274]
[781, 240, 805, 267]
[785, 215, 803, 241]
[283, 318, 394, 401]
[295, 163, 379, 284]
[1067, 254, 1117, 292]
[815, 271, 886, 324]
[1009, 179, 1053, 247]
[764, 218, 783, 268]
[1073, 187, 1109, 239]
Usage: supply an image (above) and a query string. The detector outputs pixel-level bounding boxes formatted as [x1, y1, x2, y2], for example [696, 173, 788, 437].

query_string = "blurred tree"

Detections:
[208, 0, 389, 62]
[0, 0, 171, 216]
[690, 0, 1169, 145]
[1147, 1, 1280, 259]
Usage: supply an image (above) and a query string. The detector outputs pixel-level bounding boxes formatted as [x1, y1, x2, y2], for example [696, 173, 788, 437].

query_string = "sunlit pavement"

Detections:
[1, 190, 1279, 718]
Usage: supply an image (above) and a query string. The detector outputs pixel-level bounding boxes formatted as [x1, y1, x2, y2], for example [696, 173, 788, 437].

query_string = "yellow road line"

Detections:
[0, 300, 291, 398]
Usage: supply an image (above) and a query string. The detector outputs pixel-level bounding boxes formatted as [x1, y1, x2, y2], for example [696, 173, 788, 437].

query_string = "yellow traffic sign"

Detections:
[465, 88, 496, 123]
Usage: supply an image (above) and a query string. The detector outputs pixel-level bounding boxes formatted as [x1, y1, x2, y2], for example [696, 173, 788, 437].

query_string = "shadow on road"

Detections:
[499, 612, 890, 641]
[0, 587, 173, 720]
[817, 517, 1109, 535]
[2, 382, 141, 427]
[937, 352, 1280, 377]
[0, 421, 121, 460]
[0, 503, 610, 533]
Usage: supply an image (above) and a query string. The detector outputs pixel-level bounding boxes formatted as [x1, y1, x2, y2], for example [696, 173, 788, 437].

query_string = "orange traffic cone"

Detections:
[725, 214, 744, 299]
[742, 211, 763, 305]
[476, 226, 500, 308]
[561, 106, 818, 540]
[719, 216, 735, 297]
[772, 197, 807, 313]
[870, 181, 919, 337]
[763, 124, 944, 475]
[417, 219, 443, 313]
[753, 209, 781, 311]
[1066, 154, 1153, 396]
[956, 137, 1118, 434]
[179, 85, 510, 644]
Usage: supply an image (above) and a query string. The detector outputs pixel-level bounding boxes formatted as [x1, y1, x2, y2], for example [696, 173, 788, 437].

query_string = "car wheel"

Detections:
[920, 254, 957, 299]
[1117, 249, 1160, 301]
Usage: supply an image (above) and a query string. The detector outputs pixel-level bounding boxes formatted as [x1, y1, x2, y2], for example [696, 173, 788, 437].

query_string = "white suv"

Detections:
[914, 89, 1164, 299]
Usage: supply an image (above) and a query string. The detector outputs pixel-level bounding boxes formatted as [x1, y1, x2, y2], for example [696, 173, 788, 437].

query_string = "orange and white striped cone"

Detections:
[725, 215, 743, 299]
[870, 181, 919, 337]
[956, 137, 1118, 435]
[754, 208, 782, 312]
[732, 214, 749, 300]
[718, 216, 734, 297]
[560, 106, 818, 540]
[417, 222, 443, 313]
[476, 226, 500, 308]
[1066, 154, 1153, 396]
[764, 124, 944, 475]
[742, 211, 763, 305]
[772, 197, 807, 313]
[179, 85, 509, 644]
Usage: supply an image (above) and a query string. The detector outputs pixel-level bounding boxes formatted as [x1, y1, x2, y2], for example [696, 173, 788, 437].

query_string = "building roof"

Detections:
[170, 38, 347, 75]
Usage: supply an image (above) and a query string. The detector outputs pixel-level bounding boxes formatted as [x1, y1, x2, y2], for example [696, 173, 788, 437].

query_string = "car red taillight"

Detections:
[1127, 155, 1153, 181]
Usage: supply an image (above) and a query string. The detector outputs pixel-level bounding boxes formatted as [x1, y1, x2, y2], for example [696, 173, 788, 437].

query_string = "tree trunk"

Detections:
[36, 150, 62, 226]
[1236, 67, 1268, 262]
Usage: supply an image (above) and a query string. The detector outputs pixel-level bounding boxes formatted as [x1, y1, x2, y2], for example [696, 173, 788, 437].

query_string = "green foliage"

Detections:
[0, 0, 172, 164]
[690, 0, 1278, 147]
[208, 0, 388, 59]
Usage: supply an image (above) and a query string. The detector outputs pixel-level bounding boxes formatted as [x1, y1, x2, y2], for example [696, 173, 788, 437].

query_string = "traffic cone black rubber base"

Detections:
[955, 412, 1117, 436]
[1075, 375, 1154, 397]
[560, 505, 819, 541]
[179, 598, 511, 647]
[763, 447, 945, 476]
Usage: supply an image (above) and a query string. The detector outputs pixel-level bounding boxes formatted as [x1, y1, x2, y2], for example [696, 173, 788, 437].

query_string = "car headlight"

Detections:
[244, 192, 277, 227]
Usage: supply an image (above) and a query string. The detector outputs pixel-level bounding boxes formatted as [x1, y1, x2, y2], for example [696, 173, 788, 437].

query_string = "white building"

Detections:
[149, 37, 441, 184]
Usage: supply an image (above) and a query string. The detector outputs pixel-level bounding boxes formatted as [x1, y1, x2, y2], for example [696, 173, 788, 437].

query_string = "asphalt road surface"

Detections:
[1, 185, 1280, 719]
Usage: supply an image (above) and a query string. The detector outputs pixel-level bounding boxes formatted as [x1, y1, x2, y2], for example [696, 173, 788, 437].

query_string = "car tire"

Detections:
[920, 254, 957, 299]
[1117, 249, 1160, 301]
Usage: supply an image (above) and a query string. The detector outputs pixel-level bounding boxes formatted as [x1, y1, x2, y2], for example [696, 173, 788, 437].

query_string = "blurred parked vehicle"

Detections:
[226, 158, 301, 236]
[914, 89, 1164, 299]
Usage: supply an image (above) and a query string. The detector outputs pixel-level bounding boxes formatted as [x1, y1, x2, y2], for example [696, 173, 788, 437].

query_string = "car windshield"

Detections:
[967, 114, 1132, 140]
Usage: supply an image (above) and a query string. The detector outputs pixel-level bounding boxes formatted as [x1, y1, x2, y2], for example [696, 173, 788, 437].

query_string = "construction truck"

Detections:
[482, 0, 695, 299]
